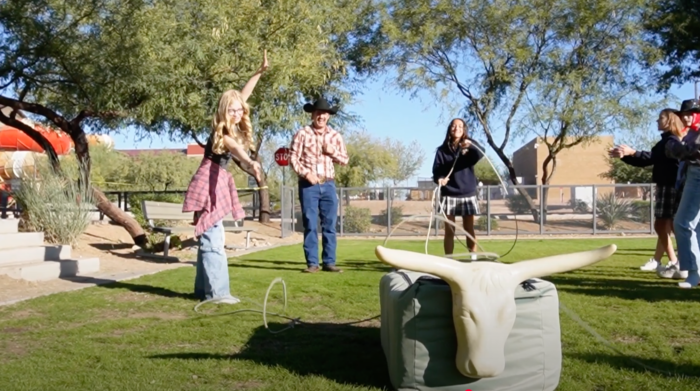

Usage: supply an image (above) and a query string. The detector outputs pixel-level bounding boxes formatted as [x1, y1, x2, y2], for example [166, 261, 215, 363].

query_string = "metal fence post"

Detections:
[487, 185, 491, 235]
[592, 185, 597, 235]
[280, 185, 285, 238]
[386, 187, 391, 237]
[539, 185, 544, 235]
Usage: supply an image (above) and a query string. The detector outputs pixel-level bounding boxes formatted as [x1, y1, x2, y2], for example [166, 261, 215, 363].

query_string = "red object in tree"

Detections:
[274, 147, 290, 166]
[0, 125, 73, 154]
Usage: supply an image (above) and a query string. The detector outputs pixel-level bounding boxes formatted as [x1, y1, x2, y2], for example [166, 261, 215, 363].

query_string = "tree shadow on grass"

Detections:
[149, 321, 392, 389]
[569, 352, 700, 378]
[60, 275, 198, 301]
[230, 258, 392, 273]
[543, 275, 700, 303]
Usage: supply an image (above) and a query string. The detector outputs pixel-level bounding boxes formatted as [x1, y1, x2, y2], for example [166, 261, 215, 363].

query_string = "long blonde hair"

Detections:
[211, 89, 255, 154]
[659, 109, 686, 138]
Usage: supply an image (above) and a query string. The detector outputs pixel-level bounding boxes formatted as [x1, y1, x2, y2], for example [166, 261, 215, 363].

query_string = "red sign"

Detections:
[274, 147, 290, 166]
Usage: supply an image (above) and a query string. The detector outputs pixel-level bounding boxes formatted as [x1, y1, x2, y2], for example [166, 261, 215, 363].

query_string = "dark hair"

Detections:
[441, 118, 468, 149]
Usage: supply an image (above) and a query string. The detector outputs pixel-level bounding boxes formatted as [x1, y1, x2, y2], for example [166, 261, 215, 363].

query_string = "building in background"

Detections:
[511, 135, 616, 206]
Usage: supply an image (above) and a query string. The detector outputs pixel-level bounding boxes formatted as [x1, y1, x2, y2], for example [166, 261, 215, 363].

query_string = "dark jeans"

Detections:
[298, 179, 338, 267]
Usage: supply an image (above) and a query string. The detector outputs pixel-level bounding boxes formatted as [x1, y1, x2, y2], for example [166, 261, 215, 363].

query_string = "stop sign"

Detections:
[274, 147, 290, 166]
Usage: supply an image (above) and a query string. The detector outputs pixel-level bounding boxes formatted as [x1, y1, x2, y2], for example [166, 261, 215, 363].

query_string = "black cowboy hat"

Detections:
[303, 97, 339, 115]
[678, 99, 700, 114]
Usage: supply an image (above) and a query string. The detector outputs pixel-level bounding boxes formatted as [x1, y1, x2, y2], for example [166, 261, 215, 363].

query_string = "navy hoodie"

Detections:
[621, 131, 679, 187]
[431, 140, 484, 197]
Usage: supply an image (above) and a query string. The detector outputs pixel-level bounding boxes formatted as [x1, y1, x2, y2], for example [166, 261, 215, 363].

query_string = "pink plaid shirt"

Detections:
[289, 125, 349, 179]
[182, 158, 245, 237]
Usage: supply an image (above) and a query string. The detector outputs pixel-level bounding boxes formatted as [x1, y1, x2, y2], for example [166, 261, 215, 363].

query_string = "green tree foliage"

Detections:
[601, 157, 653, 185]
[356, 0, 662, 220]
[473, 160, 501, 185]
[644, 0, 700, 90]
[335, 130, 395, 188]
[382, 138, 425, 185]
[0, 0, 377, 232]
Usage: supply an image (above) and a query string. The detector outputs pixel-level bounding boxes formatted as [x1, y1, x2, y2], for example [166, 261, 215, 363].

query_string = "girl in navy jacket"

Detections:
[432, 118, 484, 256]
[610, 108, 686, 279]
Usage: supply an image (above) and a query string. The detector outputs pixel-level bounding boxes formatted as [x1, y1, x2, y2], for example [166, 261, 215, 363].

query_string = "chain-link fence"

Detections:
[280, 183, 656, 238]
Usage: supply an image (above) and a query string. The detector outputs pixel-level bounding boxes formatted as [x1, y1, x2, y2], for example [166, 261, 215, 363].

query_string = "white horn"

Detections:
[508, 244, 617, 284]
[375, 246, 464, 279]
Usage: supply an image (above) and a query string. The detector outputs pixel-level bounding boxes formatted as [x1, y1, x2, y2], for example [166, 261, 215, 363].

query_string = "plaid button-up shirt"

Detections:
[289, 125, 349, 179]
[183, 158, 245, 237]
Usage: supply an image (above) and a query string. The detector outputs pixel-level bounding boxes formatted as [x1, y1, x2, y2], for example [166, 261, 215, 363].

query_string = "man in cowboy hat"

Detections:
[289, 97, 349, 273]
[677, 99, 700, 132]
[674, 99, 700, 191]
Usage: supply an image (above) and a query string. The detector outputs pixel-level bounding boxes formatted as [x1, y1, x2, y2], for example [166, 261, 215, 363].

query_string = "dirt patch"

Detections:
[107, 291, 160, 303]
[0, 340, 31, 361]
[127, 312, 188, 321]
[2, 309, 41, 320]
[1, 327, 27, 334]
[613, 335, 644, 344]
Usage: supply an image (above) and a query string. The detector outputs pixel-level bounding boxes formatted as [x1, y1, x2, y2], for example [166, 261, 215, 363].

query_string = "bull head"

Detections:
[375, 244, 617, 379]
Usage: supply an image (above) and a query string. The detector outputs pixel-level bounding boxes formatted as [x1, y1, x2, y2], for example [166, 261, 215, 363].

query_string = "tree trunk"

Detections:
[92, 186, 147, 246]
[69, 123, 147, 247]
[257, 179, 271, 223]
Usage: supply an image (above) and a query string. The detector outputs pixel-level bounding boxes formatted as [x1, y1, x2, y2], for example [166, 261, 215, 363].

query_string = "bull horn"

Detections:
[508, 244, 617, 284]
[375, 245, 464, 278]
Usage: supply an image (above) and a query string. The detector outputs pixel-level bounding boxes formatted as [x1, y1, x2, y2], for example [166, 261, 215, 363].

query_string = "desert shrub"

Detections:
[596, 192, 632, 230]
[631, 200, 651, 223]
[343, 206, 372, 233]
[14, 164, 93, 246]
[505, 193, 531, 214]
[380, 205, 404, 226]
[475, 215, 498, 231]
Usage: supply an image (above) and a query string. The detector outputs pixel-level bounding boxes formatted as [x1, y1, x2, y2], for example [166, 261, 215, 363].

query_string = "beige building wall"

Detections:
[513, 135, 616, 204]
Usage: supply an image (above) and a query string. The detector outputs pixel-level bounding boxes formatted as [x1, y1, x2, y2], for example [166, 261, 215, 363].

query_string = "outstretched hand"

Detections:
[259, 49, 269, 73]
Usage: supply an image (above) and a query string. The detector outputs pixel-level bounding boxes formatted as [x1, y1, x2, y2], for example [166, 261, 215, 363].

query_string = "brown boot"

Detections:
[322, 264, 343, 273]
[302, 266, 320, 273]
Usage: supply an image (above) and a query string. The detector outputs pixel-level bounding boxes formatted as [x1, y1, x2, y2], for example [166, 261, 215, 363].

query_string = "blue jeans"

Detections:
[674, 165, 700, 272]
[298, 179, 338, 267]
[194, 220, 231, 300]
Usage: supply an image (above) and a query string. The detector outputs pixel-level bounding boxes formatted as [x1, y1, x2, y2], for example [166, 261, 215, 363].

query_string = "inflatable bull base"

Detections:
[379, 270, 562, 391]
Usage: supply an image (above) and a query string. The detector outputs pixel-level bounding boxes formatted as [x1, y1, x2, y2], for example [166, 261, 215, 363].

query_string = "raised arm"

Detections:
[240, 50, 269, 102]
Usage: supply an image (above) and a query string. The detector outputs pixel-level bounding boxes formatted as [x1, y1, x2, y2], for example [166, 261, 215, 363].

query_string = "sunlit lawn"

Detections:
[0, 237, 699, 391]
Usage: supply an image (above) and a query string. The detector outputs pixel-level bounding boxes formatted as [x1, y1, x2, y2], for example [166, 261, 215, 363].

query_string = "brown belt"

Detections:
[317, 177, 334, 184]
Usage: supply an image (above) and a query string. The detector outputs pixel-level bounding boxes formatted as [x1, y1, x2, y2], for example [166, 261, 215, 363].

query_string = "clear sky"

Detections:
[109, 73, 698, 186]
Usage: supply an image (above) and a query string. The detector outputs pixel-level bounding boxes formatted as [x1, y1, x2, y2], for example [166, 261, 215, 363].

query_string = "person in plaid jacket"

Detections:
[289, 97, 349, 273]
[182, 51, 267, 304]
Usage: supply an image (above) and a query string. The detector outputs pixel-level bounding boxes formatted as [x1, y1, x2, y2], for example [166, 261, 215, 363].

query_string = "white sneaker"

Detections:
[656, 263, 688, 280]
[640, 258, 660, 271]
[215, 296, 241, 305]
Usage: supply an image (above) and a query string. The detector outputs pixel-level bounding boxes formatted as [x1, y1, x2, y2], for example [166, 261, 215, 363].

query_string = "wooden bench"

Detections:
[141, 200, 256, 257]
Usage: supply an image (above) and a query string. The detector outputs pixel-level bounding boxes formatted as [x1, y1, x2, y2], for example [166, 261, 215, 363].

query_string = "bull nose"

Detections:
[461, 359, 505, 379]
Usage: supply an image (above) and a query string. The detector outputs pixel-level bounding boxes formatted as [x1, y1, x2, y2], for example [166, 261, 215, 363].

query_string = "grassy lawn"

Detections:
[1, 237, 699, 390]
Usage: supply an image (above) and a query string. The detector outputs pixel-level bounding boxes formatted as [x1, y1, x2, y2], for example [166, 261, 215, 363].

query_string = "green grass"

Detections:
[0, 238, 699, 391]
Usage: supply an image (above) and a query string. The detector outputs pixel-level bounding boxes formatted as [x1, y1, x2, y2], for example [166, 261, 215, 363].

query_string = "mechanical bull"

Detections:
[376, 244, 617, 391]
